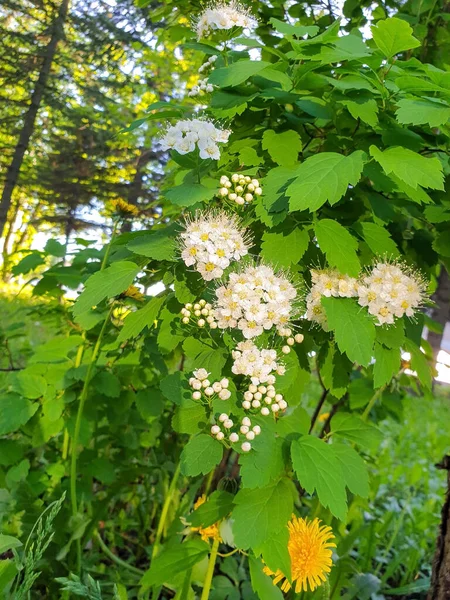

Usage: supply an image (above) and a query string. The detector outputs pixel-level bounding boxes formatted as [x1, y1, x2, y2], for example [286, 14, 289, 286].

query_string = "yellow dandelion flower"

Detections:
[318, 412, 330, 423]
[190, 495, 222, 543]
[263, 516, 335, 593]
[123, 285, 145, 302]
[111, 199, 139, 217]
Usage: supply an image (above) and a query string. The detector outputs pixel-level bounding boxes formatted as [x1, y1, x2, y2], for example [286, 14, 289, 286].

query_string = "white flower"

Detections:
[306, 269, 358, 328]
[160, 118, 231, 161]
[194, 368, 209, 381]
[193, 1, 257, 40]
[357, 261, 426, 326]
[179, 210, 252, 281]
[231, 341, 283, 385]
[213, 263, 298, 338]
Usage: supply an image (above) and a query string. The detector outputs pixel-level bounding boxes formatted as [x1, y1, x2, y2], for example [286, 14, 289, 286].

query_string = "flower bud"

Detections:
[254, 187, 262, 195]
[220, 378, 229, 388]
[219, 413, 228, 422]
[229, 432, 239, 443]
[216, 431, 225, 440]
[242, 417, 251, 427]
[242, 400, 251, 409]
[241, 442, 251, 452]
[295, 333, 304, 343]
[192, 391, 201, 400]
[224, 419, 233, 428]
[240, 425, 249, 434]
[213, 381, 222, 393]
[246, 431, 255, 441]
[198, 319, 205, 327]
[271, 403, 280, 412]
[261, 407, 270, 416]
[282, 345, 291, 354]
[253, 425, 261, 435]
[211, 425, 221, 435]
[219, 389, 231, 400]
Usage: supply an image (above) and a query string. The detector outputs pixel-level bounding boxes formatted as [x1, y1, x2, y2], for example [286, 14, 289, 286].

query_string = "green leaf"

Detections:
[92, 371, 121, 398]
[258, 67, 293, 91]
[165, 183, 214, 207]
[318, 343, 351, 399]
[375, 319, 405, 349]
[396, 98, 450, 128]
[0, 393, 38, 435]
[232, 478, 294, 550]
[117, 295, 166, 342]
[29, 335, 83, 363]
[0, 534, 22, 554]
[291, 436, 347, 520]
[136, 389, 164, 420]
[260, 228, 309, 268]
[249, 556, 284, 600]
[287, 151, 365, 211]
[276, 406, 310, 438]
[357, 222, 399, 257]
[255, 528, 291, 585]
[330, 412, 383, 450]
[373, 343, 401, 388]
[160, 372, 185, 406]
[320, 35, 371, 64]
[270, 17, 318, 38]
[340, 98, 378, 127]
[189, 491, 235, 527]
[140, 539, 209, 588]
[403, 339, 432, 389]
[369, 146, 444, 191]
[371, 17, 420, 59]
[262, 130, 302, 166]
[127, 225, 177, 261]
[208, 60, 272, 87]
[315, 220, 360, 276]
[44, 238, 66, 257]
[322, 297, 375, 366]
[433, 230, 450, 257]
[172, 399, 207, 435]
[12, 371, 47, 399]
[11, 251, 45, 276]
[180, 435, 223, 476]
[333, 444, 369, 497]
[73, 261, 140, 321]
[239, 437, 286, 488]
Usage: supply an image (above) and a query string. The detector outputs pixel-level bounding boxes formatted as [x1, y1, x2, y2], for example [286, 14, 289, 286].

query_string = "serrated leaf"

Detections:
[287, 151, 365, 212]
[396, 98, 450, 128]
[357, 222, 399, 257]
[0, 394, 38, 435]
[369, 146, 444, 191]
[276, 406, 310, 438]
[403, 339, 432, 389]
[127, 225, 177, 261]
[375, 319, 405, 349]
[270, 17, 318, 38]
[291, 436, 347, 520]
[322, 298, 375, 366]
[172, 400, 207, 435]
[239, 437, 286, 488]
[232, 478, 294, 549]
[209, 60, 272, 87]
[165, 183, 214, 207]
[373, 342, 401, 388]
[255, 528, 291, 585]
[333, 444, 369, 498]
[341, 98, 378, 127]
[260, 228, 309, 268]
[433, 230, 450, 257]
[117, 295, 166, 342]
[160, 372, 186, 405]
[249, 557, 284, 600]
[92, 371, 120, 398]
[189, 491, 235, 527]
[320, 35, 371, 64]
[140, 539, 209, 588]
[315, 220, 360, 276]
[330, 412, 383, 450]
[371, 17, 420, 58]
[262, 130, 302, 166]
[318, 343, 351, 399]
[73, 261, 140, 320]
[180, 435, 223, 476]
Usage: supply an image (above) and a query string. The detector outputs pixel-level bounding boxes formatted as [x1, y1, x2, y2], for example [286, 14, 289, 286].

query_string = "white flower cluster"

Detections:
[180, 211, 251, 281]
[242, 383, 287, 415]
[214, 264, 297, 338]
[218, 174, 262, 206]
[194, 1, 257, 40]
[181, 299, 217, 329]
[306, 269, 358, 327]
[211, 414, 261, 452]
[357, 261, 425, 325]
[160, 118, 231, 160]
[188, 55, 218, 97]
[231, 341, 284, 384]
[189, 369, 231, 401]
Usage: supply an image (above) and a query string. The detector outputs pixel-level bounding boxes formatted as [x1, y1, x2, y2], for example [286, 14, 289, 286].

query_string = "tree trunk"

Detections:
[428, 269, 450, 364]
[0, 0, 70, 238]
[428, 456, 450, 600]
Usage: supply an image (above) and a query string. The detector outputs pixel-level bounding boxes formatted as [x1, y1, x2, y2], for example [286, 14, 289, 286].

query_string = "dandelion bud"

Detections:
[242, 400, 251, 409]
[241, 442, 252, 452]
[224, 419, 233, 429]
[229, 432, 239, 443]
[216, 431, 225, 440]
[261, 407, 270, 416]
[253, 425, 261, 435]
[295, 333, 304, 343]
[219, 389, 231, 400]
[192, 391, 202, 400]
[246, 431, 255, 441]
[211, 425, 221, 435]
[219, 413, 228, 422]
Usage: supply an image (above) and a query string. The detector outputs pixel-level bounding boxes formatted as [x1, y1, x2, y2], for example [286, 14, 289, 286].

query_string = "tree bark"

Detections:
[428, 456, 450, 600]
[428, 269, 450, 364]
[121, 148, 158, 233]
[0, 0, 70, 238]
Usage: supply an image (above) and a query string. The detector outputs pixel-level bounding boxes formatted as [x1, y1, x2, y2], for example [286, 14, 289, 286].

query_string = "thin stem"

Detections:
[201, 538, 220, 600]
[100, 220, 119, 270]
[309, 389, 328, 434]
[70, 303, 114, 573]
[361, 386, 385, 422]
[94, 530, 144, 576]
[151, 462, 181, 560]
[203, 468, 215, 497]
